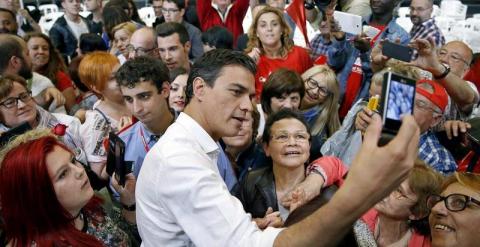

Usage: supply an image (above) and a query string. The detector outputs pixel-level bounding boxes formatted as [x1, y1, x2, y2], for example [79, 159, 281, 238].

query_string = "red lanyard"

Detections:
[139, 127, 150, 153]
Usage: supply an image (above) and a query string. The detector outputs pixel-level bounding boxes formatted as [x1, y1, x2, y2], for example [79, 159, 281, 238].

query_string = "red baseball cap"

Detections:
[416, 79, 448, 113]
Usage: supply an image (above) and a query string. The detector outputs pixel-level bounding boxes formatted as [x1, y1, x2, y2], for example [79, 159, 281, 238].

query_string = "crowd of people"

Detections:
[0, 0, 479, 246]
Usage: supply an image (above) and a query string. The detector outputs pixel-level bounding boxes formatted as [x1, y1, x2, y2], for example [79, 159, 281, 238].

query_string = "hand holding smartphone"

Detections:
[106, 132, 132, 187]
[382, 41, 413, 62]
[378, 72, 416, 145]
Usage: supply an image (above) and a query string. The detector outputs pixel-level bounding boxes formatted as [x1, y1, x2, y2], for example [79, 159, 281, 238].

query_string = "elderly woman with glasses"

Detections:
[299, 65, 340, 159]
[427, 172, 480, 247]
[237, 109, 311, 229]
[0, 74, 87, 164]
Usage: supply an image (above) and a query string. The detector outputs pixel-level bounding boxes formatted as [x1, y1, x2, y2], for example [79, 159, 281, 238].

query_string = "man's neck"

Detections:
[184, 101, 219, 141]
[370, 12, 393, 26]
[91, 9, 102, 22]
[144, 109, 174, 136]
[65, 13, 81, 23]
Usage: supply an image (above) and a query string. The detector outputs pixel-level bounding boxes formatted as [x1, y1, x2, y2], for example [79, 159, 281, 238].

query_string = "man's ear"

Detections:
[161, 81, 170, 98]
[192, 77, 206, 101]
[180, 8, 185, 18]
[184, 41, 191, 54]
[263, 142, 270, 157]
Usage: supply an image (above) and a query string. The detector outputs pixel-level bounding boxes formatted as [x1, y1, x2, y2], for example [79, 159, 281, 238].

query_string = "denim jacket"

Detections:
[49, 15, 94, 62]
[326, 16, 410, 103]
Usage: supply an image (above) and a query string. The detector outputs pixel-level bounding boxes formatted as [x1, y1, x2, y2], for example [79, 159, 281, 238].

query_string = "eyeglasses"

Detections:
[126, 44, 157, 56]
[306, 78, 330, 97]
[0, 91, 33, 109]
[161, 7, 179, 14]
[271, 131, 310, 143]
[414, 99, 441, 115]
[427, 193, 480, 212]
[437, 49, 470, 66]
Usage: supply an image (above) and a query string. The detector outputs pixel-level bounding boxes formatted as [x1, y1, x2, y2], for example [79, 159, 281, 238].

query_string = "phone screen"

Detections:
[386, 79, 415, 121]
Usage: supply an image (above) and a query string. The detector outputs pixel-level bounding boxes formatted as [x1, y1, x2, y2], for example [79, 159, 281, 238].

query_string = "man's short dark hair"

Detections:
[116, 56, 170, 93]
[0, 34, 24, 74]
[164, 0, 185, 9]
[185, 49, 256, 104]
[260, 68, 305, 115]
[201, 26, 233, 50]
[156, 22, 189, 45]
[79, 33, 108, 54]
[169, 66, 188, 82]
[0, 8, 16, 21]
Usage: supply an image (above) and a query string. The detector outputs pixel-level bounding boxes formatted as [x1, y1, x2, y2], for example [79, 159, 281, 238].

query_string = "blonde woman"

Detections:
[111, 22, 137, 64]
[300, 65, 340, 159]
[245, 6, 312, 99]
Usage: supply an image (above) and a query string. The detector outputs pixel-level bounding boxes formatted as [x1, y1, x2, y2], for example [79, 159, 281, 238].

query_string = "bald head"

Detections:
[439, 41, 473, 77]
[128, 27, 159, 59]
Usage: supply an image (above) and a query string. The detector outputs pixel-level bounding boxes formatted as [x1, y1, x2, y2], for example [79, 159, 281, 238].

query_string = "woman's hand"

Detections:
[247, 47, 261, 64]
[355, 107, 374, 132]
[37, 87, 66, 107]
[253, 207, 283, 230]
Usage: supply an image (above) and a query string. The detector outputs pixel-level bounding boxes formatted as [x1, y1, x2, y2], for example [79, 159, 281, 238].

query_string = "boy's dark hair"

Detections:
[156, 22, 189, 44]
[116, 56, 170, 93]
[262, 108, 311, 145]
[185, 49, 256, 104]
[260, 68, 305, 115]
[201, 26, 233, 50]
[164, 0, 185, 9]
[79, 33, 108, 54]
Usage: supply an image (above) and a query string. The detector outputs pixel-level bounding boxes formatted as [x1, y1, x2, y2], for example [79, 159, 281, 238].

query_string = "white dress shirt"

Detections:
[136, 113, 283, 247]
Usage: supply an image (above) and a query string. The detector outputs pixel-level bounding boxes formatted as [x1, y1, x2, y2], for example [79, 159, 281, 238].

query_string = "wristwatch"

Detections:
[433, 63, 450, 80]
[122, 203, 136, 211]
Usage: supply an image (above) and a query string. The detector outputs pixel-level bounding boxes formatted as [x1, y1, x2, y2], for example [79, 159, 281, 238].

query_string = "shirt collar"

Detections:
[211, 1, 233, 23]
[176, 112, 219, 154]
[139, 122, 160, 144]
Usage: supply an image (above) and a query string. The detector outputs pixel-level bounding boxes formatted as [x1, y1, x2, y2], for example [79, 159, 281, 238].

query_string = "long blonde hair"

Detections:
[301, 65, 340, 136]
[244, 6, 293, 57]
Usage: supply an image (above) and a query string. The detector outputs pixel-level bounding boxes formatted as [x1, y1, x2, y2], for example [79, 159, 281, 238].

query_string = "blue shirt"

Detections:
[119, 121, 158, 178]
[313, 16, 410, 103]
[419, 131, 457, 175]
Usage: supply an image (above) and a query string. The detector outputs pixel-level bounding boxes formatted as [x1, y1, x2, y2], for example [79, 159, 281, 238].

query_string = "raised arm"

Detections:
[274, 114, 419, 246]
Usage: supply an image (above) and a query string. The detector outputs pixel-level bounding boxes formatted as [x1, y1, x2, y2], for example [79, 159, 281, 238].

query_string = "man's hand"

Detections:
[247, 47, 261, 64]
[353, 34, 371, 53]
[409, 38, 444, 75]
[253, 207, 283, 230]
[39, 87, 66, 107]
[355, 107, 374, 132]
[111, 172, 136, 207]
[347, 114, 419, 205]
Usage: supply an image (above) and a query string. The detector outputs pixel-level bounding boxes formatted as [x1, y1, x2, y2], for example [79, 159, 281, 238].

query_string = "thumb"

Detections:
[362, 114, 382, 149]
[265, 207, 273, 216]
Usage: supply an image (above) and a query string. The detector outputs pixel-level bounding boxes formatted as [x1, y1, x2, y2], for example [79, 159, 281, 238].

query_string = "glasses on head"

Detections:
[271, 131, 310, 143]
[126, 44, 156, 56]
[437, 49, 470, 66]
[414, 99, 441, 115]
[161, 7, 179, 14]
[306, 77, 330, 97]
[427, 193, 480, 212]
[0, 91, 32, 109]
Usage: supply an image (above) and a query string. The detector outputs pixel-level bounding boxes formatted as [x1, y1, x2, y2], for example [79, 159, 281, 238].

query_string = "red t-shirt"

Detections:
[255, 46, 313, 98]
[55, 70, 75, 92]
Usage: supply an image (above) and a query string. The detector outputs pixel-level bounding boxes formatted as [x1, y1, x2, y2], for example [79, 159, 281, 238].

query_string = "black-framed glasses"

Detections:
[427, 193, 480, 212]
[0, 91, 32, 109]
[126, 44, 157, 56]
[306, 77, 330, 97]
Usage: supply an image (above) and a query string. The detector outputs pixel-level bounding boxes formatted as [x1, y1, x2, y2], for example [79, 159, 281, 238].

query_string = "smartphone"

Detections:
[378, 72, 416, 145]
[0, 122, 32, 148]
[333, 11, 362, 35]
[106, 132, 132, 187]
[382, 41, 413, 62]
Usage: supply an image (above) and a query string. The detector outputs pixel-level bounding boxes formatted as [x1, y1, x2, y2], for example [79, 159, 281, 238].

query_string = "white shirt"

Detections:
[136, 113, 283, 247]
[64, 16, 89, 41]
